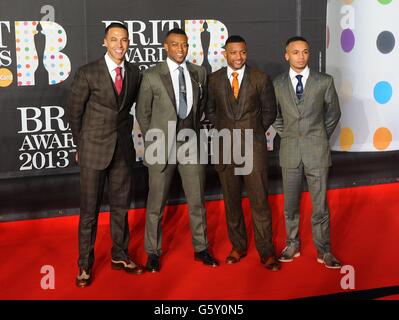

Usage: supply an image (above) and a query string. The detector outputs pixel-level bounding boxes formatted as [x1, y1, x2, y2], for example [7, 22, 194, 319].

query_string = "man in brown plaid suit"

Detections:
[67, 22, 144, 288]
[206, 35, 281, 271]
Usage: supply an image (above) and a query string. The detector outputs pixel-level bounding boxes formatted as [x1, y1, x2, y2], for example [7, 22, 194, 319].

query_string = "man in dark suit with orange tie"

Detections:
[67, 22, 144, 287]
[206, 35, 280, 271]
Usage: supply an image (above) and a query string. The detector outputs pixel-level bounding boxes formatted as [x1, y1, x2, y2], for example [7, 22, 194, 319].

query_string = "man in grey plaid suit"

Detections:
[67, 23, 144, 287]
[273, 36, 342, 269]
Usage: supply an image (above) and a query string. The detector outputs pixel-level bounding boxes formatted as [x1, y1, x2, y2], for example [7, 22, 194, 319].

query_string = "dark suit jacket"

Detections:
[206, 65, 277, 172]
[67, 57, 141, 170]
[136, 61, 207, 172]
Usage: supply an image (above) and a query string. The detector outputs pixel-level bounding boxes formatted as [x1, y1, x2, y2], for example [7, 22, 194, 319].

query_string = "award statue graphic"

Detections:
[15, 21, 71, 86]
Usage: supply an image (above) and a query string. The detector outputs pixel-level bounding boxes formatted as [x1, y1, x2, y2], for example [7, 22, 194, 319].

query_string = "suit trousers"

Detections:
[281, 162, 331, 254]
[218, 166, 275, 259]
[144, 163, 208, 256]
[78, 141, 132, 269]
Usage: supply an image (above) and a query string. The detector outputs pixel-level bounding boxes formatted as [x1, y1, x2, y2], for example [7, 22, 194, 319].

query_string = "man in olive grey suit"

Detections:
[67, 23, 144, 287]
[136, 28, 218, 272]
[273, 36, 342, 269]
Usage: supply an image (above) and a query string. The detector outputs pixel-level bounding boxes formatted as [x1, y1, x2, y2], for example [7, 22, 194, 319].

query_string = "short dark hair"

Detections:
[164, 28, 187, 42]
[224, 35, 246, 47]
[285, 36, 309, 48]
[105, 22, 128, 36]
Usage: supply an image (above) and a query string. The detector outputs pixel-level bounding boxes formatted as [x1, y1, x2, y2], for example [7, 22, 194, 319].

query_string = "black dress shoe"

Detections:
[146, 254, 160, 272]
[76, 268, 92, 288]
[194, 250, 219, 267]
[317, 252, 342, 269]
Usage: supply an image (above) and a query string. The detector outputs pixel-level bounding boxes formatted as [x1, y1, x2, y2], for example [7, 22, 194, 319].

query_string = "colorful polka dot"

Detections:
[340, 79, 353, 97]
[378, 0, 392, 4]
[340, 128, 354, 151]
[373, 127, 392, 150]
[376, 31, 395, 54]
[341, 29, 355, 52]
[374, 81, 392, 104]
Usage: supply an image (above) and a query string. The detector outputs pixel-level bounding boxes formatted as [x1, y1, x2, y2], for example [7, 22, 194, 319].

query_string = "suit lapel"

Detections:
[187, 62, 199, 116]
[220, 68, 235, 119]
[302, 70, 315, 107]
[118, 61, 130, 111]
[235, 67, 250, 119]
[98, 58, 119, 109]
[159, 61, 177, 109]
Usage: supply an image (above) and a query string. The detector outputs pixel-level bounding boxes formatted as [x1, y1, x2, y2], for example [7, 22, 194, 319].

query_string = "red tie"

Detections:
[115, 67, 123, 95]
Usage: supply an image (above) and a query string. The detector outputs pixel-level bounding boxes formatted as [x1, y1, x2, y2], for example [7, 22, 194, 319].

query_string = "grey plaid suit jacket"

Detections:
[67, 57, 141, 170]
[272, 70, 341, 169]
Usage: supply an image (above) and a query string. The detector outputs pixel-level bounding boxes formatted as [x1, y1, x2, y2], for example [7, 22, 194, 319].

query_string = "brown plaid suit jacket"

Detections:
[206, 65, 277, 172]
[67, 57, 141, 170]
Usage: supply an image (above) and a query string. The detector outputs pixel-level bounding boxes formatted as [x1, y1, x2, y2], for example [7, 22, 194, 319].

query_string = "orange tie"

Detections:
[232, 72, 239, 98]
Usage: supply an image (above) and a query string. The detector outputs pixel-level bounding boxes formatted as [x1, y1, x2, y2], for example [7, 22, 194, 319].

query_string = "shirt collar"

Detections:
[104, 53, 125, 73]
[166, 57, 187, 72]
[227, 65, 245, 78]
[289, 65, 310, 81]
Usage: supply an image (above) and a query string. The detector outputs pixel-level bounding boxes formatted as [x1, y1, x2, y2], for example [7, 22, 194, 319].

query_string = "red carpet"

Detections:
[0, 183, 398, 300]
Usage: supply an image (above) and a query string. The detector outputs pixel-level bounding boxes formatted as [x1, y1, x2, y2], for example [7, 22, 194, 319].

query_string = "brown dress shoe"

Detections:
[261, 256, 281, 271]
[76, 268, 92, 288]
[225, 249, 247, 264]
[111, 259, 145, 274]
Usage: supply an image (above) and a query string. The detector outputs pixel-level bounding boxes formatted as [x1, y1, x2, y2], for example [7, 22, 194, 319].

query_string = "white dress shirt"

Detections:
[166, 58, 193, 116]
[289, 65, 310, 92]
[227, 65, 246, 88]
[104, 53, 125, 83]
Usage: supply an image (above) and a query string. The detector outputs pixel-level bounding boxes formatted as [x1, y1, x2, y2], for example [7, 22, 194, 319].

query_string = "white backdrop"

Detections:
[327, 0, 398, 151]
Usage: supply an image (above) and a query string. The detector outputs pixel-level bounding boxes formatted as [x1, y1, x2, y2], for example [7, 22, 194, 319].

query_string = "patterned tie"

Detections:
[232, 72, 239, 99]
[114, 67, 123, 95]
[295, 74, 304, 100]
[177, 66, 187, 119]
